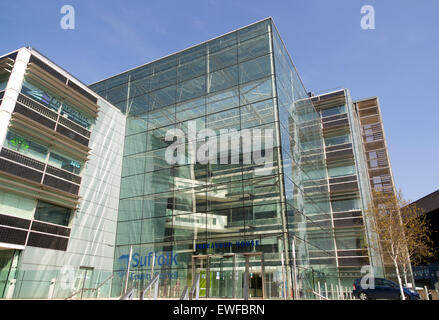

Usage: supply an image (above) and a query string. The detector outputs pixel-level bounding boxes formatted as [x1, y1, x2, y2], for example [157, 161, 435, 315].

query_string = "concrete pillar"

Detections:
[0, 48, 31, 146]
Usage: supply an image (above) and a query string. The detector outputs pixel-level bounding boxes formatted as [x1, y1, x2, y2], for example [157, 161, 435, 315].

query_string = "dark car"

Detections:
[352, 277, 421, 300]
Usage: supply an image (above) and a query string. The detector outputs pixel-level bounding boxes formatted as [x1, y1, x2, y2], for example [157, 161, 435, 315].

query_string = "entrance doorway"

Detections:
[191, 252, 265, 299]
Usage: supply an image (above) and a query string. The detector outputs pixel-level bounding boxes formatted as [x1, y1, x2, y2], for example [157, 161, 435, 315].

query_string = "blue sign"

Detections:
[196, 240, 260, 250]
[118, 251, 178, 269]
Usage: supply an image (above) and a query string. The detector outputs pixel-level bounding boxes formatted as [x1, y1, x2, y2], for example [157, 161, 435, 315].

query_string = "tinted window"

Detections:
[34, 201, 71, 226]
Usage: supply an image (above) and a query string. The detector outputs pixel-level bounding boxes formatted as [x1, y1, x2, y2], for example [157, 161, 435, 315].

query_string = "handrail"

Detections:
[190, 273, 200, 300]
[64, 273, 114, 300]
[140, 273, 160, 300]
[180, 286, 189, 300]
[180, 273, 200, 300]
[312, 291, 329, 300]
[120, 287, 136, 300]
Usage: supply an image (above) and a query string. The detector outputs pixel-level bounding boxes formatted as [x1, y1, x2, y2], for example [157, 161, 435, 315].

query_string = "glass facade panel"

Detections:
[150, 68, 176, 92]
[331, 198, 360, 212]
[149, 85, 176, 110]
[324, 131, 351, 147]
[60, 103, 92, 129]
[240, 76, 273, 104]
[177, 76, 206, 102]
[0, 75, 8, 91]
[124, 132, 147, 156]
[176, 97, 205, 122]
[48, 152, 82, 175]
[239, 54, 272, 84]
[238, 33, 271, 62]
[207, 87, 239, 114]
[208, 65, 238, 93]
[240, 98, 275, 129]
[34, 200, 71, 226]
[321, 105, 346, 118]
[177, 56, 206, 82]
[209, 45, 237, 72]
[327, 162, 356, 178]
[120, 174, 145, 199]
[21, 80, 61, 112]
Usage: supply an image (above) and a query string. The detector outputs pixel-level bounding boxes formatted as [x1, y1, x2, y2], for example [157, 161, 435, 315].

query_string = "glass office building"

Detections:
[91, 18, 379, 299]
[0, 18, 394, 300]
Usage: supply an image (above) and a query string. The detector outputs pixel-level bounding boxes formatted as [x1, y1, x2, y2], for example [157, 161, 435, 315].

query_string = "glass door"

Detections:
[191, 255, 209, 298]
[243, 253, 265, 299]
[209, 254, 237, 298]
[191, 253, 265, 299]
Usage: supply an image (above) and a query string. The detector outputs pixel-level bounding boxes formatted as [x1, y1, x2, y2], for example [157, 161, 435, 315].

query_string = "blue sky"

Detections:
[1, 0, 438, 202]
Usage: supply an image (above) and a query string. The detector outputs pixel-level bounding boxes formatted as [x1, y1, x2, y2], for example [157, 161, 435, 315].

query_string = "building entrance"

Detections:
[191, 252, 265, 299]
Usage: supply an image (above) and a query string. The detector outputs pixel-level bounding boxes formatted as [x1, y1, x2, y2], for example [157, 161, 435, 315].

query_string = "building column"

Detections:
[0, 48, 31, 146]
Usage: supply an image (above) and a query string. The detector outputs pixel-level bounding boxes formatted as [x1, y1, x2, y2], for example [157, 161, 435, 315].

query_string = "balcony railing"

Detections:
[0, 212, 71, 251]
[14, 93, 91, 146]
[0, 147, 81, 196]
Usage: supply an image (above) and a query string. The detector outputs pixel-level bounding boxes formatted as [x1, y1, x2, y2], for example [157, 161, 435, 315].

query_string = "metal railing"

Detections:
[65, 273, 114, 300]
[120, 287, 136, 300]
[139, 273, 160, 300]
[180, 273, 200, 300]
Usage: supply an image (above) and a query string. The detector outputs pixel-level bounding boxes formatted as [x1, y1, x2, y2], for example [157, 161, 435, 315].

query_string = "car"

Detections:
[352, 277, 421, 300]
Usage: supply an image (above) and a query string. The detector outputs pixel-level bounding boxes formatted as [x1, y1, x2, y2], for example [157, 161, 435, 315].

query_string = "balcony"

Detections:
[26, 54, 99, 117]
[0, 147, 81, 197]
[0, 212, 70, 251]
[10, 94, 91, 159]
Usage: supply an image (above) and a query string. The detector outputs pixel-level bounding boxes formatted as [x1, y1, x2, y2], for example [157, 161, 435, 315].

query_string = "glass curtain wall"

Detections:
[271, 25, 336, 298]
[91, 18, 335, 299]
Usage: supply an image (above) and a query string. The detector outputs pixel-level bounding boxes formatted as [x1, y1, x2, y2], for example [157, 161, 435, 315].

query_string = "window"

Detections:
[4, 130, 83, 175]
[321, 105, 346, 118]
[4, 131, 48, 162]
[328, 161, 356, 177]
[0, 75, 8, 91]
[48, 152, 82, 175]
[21, 79, 93, 129]
[34, 200, 71, 226]
[0, 190, 36, 220]
[60, 103, 92, 129]
[331, 198, 360, 212]
[21, 80, 61, 112]
[324, 132, 351, 147]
